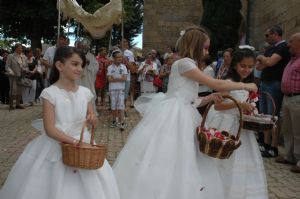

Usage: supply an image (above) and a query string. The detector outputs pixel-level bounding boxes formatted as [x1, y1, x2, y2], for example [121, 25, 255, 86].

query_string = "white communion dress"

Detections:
[113, 58, 225, 199]
[0, 85, 120, 199]
[205, 89, 268, 199]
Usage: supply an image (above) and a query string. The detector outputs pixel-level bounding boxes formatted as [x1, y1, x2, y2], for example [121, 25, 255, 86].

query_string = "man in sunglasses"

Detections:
[256, 25, 291, 158]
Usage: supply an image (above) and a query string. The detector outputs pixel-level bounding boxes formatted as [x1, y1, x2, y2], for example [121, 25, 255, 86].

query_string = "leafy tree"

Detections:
[0, 0, 61, 49]
[0, 0, 143, 51]
[201, 0, 243, 57]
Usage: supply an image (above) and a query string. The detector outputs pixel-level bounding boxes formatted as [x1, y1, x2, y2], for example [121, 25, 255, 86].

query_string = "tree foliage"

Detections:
[201, 0, 243, 57]
[0, 0, 59, 50]
[0, 0, 143, 51]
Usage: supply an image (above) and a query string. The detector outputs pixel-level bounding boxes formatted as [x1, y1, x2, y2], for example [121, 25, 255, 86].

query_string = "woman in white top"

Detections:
[137, 52, 158, 95]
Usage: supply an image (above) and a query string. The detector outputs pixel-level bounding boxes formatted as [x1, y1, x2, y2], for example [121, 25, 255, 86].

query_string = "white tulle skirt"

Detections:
[0, 126, 120, 199]
[205, 107, 268, 199]
[113, 93, 225, 199]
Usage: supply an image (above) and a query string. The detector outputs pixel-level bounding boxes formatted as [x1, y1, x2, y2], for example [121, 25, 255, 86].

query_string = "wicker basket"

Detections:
[243, 91, 277, 131]
[197, 95, 242, 159]
[61, 123, 107, 169]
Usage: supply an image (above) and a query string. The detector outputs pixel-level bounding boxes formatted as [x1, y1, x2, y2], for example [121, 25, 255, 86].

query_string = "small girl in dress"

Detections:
[113, 26, 258, 199]
[107, 50, 128, 131]
[205, 48, 268, 199]
[0, 46, 120, 199]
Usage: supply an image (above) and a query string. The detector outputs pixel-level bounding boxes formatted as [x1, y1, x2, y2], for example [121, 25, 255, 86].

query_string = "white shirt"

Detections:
[123, 49, 135, 81]
[107, 63, 128, 91]
[43, 46, 56, 79]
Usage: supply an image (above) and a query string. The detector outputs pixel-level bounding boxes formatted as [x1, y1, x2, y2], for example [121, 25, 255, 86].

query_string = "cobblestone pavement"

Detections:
[0, 103, 299, 198]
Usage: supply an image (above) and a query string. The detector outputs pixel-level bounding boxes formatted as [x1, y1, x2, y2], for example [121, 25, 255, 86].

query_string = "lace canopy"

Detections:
[58, 0, 122, 39]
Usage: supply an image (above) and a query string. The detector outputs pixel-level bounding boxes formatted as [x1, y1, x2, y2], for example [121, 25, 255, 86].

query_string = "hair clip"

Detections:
[239, 45, 255, 51]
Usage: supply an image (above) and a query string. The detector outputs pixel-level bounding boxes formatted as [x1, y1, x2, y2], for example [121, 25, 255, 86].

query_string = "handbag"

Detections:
[153, 75, 163, 88]
[17, 76, 33, 87]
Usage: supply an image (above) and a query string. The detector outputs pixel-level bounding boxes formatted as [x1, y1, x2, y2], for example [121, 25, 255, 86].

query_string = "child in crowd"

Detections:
[0, 46, 120, 199]
[107, 50, 128, 131]
[113, 25, 257, 199]
[205, 48, 268, 199]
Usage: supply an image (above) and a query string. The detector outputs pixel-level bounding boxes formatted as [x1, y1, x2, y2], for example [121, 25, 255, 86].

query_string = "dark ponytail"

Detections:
[49, 46, 86, 84]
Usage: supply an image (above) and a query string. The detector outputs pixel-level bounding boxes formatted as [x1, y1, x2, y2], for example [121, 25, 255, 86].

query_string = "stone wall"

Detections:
[143, 0, 300, 54]
[143, 0, 203, 54]
[250, 0, 300, 51]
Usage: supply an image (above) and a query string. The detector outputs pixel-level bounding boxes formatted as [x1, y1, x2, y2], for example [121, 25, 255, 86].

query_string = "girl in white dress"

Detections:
[205, 48, 268, 199]
[113, 25, 258, 199]
[0, 46, 120, 199]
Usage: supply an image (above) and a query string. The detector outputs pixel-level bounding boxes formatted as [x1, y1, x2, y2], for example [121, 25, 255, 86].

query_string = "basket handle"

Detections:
[246, 91, 276, 119]
[259, 91, 276, 118]
[200, 95, 243, 140]
[78, 121, 96, 146]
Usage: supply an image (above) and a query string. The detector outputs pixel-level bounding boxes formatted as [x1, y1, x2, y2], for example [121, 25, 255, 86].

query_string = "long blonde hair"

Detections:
[176, 25, 209, 68]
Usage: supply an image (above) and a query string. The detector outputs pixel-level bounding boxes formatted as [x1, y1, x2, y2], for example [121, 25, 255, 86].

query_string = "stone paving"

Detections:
[0, 103, 299, 199]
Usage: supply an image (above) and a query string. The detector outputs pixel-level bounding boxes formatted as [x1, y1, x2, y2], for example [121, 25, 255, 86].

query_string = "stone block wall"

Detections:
[143, 0, 203, 54]
[143, 0, 300, 55]
[249, 0, 300, 51]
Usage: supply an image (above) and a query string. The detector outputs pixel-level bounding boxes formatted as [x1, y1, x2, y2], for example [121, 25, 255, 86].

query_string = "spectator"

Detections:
[256, 25, 291, 157]
[120, 39, 135, 109]
[107, 50, 128, 131]
[6, 43, 27, 109]
[0, 50, 9, 104]
[138, 52, 159, 95]
[216, 48, 233, 79]
[43, 34, 68, 87]
[76, 38, 99, 115]
[275, 32, 300, 173]
[34, 48, 45, 102]
[95, 47, 109, 106]
[22, 48, 37, 106]
[159, 53, 176, 93]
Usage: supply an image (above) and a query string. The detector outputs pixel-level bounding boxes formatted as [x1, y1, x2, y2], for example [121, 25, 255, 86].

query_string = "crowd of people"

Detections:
[0, 24, 299, 199]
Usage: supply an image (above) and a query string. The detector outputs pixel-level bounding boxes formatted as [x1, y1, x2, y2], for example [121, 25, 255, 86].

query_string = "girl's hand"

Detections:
[72, 139, 91, 147]
[244, 83, 258, 92]
[86, 114, 98, 126]
[209, 93, 223, 104]
[239, 101, 255, 112]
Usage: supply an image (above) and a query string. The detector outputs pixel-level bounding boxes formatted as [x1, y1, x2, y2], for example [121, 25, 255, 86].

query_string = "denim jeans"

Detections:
[259, 81, 283, 116]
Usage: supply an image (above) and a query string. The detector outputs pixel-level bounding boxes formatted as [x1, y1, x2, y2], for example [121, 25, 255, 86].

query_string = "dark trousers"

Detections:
[0, 73, 10, 104]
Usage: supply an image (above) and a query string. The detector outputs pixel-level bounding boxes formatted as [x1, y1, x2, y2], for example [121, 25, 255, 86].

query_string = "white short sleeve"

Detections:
[177, 58, 197, 74]
[40, 87, 55, 105]
[82, 87, 94, 102]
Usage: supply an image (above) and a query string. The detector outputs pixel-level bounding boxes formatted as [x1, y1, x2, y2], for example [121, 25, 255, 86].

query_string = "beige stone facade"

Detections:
[143, 0, 203, 54]
[143, 0, 300, 54]
[250, 0, 300, 51]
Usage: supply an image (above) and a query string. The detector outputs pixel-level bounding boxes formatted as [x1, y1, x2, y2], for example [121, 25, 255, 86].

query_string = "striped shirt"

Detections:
[281, 55, 300, 94]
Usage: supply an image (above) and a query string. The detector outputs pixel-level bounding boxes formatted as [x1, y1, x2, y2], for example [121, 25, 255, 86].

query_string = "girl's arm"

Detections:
[86, 101, 97, 126]
[43, 99, 80, 144]
[182, 68, 257, 92]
